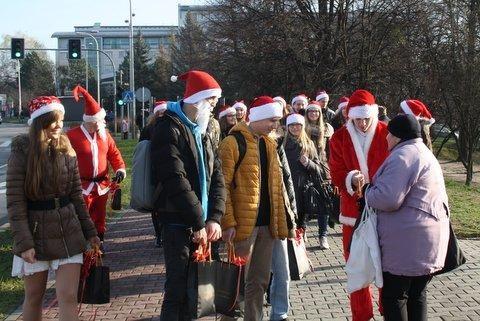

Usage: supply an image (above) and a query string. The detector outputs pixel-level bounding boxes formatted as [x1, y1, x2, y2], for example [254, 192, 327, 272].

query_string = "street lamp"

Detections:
[76, 31, 101, 105]
[128, 0, 137, 138]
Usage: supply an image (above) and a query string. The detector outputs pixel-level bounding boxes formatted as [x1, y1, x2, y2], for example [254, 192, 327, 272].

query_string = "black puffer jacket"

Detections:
[150, 109, 226, 231]
[282, 136, 322, 227]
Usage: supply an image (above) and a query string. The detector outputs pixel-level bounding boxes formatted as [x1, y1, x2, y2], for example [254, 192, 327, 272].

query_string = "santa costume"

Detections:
[329, 89, 389, 321]
[67, 85, 126, 240]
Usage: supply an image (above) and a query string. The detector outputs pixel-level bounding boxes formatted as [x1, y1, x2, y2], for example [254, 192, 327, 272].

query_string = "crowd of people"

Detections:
[6, 69, 451, 321]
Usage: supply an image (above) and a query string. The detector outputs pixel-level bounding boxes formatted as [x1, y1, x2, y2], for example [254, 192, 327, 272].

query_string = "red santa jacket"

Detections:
[329, 119, 389, 226]
[67, 125, 126, 196]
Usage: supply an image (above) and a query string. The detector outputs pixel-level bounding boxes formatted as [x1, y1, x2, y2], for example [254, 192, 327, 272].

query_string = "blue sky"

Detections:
[0, 0, 205, 49]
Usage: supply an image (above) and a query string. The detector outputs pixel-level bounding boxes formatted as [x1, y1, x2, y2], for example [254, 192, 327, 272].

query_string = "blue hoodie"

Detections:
[167, 101, 208, 223]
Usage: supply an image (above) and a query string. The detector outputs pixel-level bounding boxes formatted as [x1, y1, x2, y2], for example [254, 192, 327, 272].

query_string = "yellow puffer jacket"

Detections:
[218, 122, 288, 241]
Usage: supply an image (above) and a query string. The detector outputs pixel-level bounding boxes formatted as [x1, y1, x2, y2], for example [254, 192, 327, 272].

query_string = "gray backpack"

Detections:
[130, 140, 159, 212]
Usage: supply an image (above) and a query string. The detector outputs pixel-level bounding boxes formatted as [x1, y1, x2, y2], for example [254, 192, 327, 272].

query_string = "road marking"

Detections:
[0, 140, 11, 148]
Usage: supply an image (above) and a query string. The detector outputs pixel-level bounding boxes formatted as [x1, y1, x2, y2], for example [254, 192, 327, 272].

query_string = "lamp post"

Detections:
[76, 31, 101, 105]
[128, 0, 137, 139]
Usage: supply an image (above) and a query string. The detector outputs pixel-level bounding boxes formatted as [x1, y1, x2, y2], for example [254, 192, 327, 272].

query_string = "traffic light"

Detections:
[117, 99, 124, 106]
[11, 38, 25, 59]
[68, 39, 81, 59]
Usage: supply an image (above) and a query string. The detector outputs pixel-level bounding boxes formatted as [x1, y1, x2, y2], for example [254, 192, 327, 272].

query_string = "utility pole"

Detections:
[17, 60, 21, 119]
[128, 0, 137, 139]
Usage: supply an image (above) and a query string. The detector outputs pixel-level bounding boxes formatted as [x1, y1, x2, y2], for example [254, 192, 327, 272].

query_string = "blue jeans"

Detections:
[269, 239, 290, 320]
[317, 214, 329, 237]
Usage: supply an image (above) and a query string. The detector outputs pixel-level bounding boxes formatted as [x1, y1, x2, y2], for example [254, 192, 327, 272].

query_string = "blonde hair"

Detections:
[283, 123, 318, 159]
[25, 110, 73, 199]
[305, 109, 326, 153]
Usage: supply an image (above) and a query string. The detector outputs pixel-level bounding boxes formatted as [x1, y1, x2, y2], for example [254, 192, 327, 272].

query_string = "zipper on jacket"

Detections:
[56, 210, 70, 257]
[254, 137, 262, 224]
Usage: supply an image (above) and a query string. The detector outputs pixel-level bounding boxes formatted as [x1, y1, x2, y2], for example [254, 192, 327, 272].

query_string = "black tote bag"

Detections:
[187, 245, 217, 319]
[434, 222, 467, 275]
[78, 251, 110, 304]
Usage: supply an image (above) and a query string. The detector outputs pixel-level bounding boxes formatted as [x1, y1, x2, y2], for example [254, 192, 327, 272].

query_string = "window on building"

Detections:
[103, 38, 130, 49]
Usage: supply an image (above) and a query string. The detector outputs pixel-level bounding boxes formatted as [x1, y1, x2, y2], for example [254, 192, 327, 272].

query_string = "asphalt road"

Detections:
[0, 123, 28, 226]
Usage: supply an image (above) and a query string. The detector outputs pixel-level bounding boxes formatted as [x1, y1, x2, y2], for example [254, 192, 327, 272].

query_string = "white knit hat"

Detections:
[286, 114, 305, 126]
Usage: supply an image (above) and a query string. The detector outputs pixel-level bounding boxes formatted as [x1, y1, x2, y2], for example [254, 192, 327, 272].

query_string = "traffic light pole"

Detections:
[17, 60, 21, 119]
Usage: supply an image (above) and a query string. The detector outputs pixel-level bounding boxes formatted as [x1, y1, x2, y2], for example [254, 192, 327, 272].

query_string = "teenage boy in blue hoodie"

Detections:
[151, 70, 226, 321]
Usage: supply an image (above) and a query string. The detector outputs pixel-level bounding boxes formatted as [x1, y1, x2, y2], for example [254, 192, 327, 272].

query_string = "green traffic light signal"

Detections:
[118, 100, 124, 106]
[11, 38, 25, 60]
[68, 39, 81, 60]
[15, 52, 21, 58]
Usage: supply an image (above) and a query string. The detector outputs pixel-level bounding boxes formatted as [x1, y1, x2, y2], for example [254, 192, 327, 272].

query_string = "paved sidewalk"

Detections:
[7, 210, 480, 320]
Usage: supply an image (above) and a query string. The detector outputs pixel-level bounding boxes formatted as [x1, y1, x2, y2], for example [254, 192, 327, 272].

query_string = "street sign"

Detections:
[135, 87, 151, 103]
[122, 91, 134, 103]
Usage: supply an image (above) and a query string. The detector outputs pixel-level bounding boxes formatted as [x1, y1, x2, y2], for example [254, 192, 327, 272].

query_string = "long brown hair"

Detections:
[283, 123, 318, 159]
[25, 110, 74, 199]
[305, 108, 326, 153]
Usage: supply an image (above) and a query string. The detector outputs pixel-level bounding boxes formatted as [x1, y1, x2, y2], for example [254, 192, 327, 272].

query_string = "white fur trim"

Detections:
[219, 106, 236, 119]
[28, 102, 65, 126]
[248, 102, 283, 122]
[338, 101, 348, 110]
[83, 108, 107, 123]
[306, 103, 321, 111]
[340, 214, 357, 227]
[184, 88, 222, 104]
[348, 104, 379, 119]
[153, 103, 167, 114]
[232, 101, 247, 111]
[273, 96, 286, 108]
[286, 114, 305, 126]
[345, 170, 358, 196]
[345, 118, 379, 183]
[291, 95, 308, 106]
[316, 93, 329, 102]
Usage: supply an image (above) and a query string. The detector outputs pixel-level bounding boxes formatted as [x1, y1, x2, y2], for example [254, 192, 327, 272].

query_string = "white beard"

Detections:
[97, 122, 107, 141]
[195, 100, 212, 134]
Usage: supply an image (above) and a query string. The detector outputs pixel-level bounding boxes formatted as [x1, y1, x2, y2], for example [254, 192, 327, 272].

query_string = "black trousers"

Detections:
[151, 211, 163, 241]
[382, 272, 432, 321]
[160, 225, 193, 321]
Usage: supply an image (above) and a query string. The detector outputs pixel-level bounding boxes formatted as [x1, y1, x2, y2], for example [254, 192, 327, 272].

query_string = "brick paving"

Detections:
[6, 210, 480, 321]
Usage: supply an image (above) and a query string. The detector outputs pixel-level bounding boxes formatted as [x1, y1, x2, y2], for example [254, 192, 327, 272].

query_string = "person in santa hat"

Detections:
[218, 96, 290, 321]
[139, 100, 168, 248]
[218, 104, 237, 139]
[399, 99, 435, 150]
[331, 96, 350, 131]
[8, 96, 99, 320]
[67, 85, 126, 251]
[329, 89, 389, 321]
[232, 100, 248, 122]
[291, 94, 309, 115]
[315, 90, 336, 125]
[151, 70, 226, 320]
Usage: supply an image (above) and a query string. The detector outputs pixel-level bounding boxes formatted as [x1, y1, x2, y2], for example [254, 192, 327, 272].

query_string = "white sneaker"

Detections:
[319, 236, 330, 249]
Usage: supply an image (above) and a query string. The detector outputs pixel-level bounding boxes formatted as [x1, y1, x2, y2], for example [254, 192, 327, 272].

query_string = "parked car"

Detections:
[431, 123, 458, 139]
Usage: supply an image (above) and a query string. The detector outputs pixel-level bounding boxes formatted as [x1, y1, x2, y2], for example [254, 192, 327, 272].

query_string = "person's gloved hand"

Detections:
[115, 170, 126, 183]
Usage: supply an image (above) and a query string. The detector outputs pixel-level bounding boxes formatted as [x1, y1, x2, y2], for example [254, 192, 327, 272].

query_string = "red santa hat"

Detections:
[291, 94, 309, 106]
[73, 85, 106, 123]
[248, 96, 283, 122]
[306, 100, 322, 112]
[337, 96, 349, 112]
[27, 96, 65, 126]
[315, 90, 329, 102]
[232, 100, 247, 112]
[218, 105, 236, 119]
[346, 89, 379, 119]
[400, 99, 435, 124]
[273, 96, 287, 109]
[286, 113, 305, 126]
[170, 70, 221, 104]
[153, 100, 167, 114]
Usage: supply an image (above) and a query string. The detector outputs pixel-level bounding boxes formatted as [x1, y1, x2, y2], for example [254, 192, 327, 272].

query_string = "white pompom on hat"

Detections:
[286, 113, 305, 127]
[248, 96, 283, 122]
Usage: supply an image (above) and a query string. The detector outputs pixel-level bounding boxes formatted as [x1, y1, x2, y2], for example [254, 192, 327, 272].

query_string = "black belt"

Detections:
[81, 176, 106, 182]
[27, 196, 71, 211]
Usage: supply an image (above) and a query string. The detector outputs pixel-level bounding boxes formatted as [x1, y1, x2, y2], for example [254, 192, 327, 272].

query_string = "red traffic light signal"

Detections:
[68, 39, 81, 60]
[11, 38, 25, 59]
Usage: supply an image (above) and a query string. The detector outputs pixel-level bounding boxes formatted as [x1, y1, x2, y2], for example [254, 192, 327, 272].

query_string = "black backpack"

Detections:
[228, 131, 246, 188]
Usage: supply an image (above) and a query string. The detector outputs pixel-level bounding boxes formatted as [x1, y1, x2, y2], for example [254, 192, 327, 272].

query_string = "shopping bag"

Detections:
[287, 229, 313, 281]
[434, 221, 467, 275]
[187, 243, 216, 319]
[78, 247, 110, 304]
[345, 194, 383, 294]
[214, 243, 246, 317]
